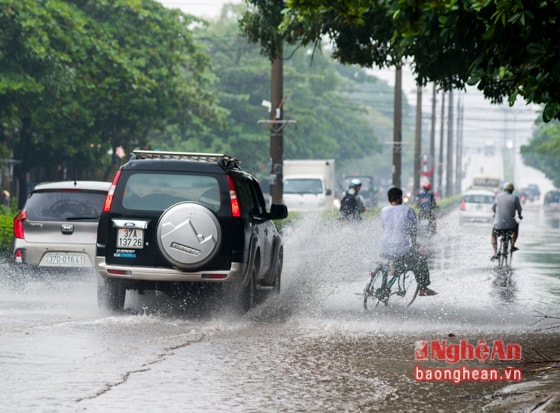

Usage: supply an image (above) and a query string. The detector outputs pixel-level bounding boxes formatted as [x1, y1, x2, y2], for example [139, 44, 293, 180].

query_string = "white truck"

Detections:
[282, 159, 336, 211]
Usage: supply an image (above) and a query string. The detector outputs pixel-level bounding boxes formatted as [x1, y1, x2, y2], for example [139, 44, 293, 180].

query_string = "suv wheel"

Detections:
[237, 266, 256, 314]
[273, 248, 283, 294]
[156, 202, 221, 268]
[98, 277, 126, 311]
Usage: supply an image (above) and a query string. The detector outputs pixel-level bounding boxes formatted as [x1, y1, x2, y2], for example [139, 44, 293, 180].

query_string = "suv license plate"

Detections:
[46, 254, 86, 266]
[117, 228, 144, 249]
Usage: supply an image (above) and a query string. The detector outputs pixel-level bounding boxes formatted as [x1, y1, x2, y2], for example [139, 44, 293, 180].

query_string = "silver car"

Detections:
[459, 189, 496, 224]
[13, 180, 110, 272]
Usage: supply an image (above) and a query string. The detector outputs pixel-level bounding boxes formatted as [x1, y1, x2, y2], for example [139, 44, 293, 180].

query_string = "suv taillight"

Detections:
[227, 176, 241, 217]
[13, 211, 27, 239]
[103, 170, 122, 212]
[460, 200, 466, 210]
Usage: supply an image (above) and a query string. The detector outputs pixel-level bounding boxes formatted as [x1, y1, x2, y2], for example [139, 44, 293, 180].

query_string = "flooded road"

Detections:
[1, 202, 559, 412]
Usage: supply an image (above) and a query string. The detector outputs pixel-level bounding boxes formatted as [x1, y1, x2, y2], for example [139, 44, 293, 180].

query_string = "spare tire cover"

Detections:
[157, 202, 221, 268]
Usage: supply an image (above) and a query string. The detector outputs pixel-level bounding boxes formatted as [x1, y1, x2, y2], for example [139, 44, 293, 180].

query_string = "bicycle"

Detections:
[495, 229, 514, 274]
[363, 258, 420, 309]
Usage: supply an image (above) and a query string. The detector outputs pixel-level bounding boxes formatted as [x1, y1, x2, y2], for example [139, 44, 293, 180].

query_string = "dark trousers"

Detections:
[395, 248, 431, 289]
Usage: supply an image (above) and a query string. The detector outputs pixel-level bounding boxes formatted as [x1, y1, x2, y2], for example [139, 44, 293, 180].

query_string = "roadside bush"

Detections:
[0, 199, 18, 257]
[279, 194, 461, 230]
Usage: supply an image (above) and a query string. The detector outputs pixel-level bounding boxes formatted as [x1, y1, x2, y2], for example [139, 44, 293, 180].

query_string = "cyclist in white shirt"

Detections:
[379, 187, 437, 296]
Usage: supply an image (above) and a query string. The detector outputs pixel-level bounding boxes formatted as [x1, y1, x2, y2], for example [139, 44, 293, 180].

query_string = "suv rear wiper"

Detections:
[66, 216, 99, 221]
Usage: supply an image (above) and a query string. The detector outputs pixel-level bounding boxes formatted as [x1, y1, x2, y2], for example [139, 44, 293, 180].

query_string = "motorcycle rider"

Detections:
[339, 179, 366, 221]
[416, 182, 438, 233]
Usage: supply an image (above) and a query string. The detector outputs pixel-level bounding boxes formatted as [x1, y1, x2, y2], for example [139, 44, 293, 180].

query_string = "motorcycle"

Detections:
[417, 209, 437, 238]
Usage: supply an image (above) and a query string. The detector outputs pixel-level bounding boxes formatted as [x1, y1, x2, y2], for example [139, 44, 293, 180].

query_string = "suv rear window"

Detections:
[26, 190, 107, 221]
[122, 173, 220, 212]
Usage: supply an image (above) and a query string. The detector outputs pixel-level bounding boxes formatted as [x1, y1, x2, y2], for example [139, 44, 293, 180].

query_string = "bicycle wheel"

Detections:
[396, 271, 419, 307]
[497, 253, 504, 270]
[363, 264, 388, 310]
[504, 237, 513, 273]
[496, 240, 505, 270]
[497, 236, 510, 271]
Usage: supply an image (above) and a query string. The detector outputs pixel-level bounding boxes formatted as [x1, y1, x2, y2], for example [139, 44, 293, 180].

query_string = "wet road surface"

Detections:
[1, 202, 559, 412]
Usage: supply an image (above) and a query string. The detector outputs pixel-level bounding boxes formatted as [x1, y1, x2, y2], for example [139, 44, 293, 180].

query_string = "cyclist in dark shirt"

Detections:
[491, 182, 523, 260]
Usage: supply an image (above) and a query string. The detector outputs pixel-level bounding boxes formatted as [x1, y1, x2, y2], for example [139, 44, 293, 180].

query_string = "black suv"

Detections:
[95, 150, 288, 312]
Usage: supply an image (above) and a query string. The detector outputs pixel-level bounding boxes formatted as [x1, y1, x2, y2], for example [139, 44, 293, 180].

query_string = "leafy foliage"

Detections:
[1, 0, 223, 206]
[189, 4, 383, 177]
[0, 199, 18, 256]
[0, 0, 405, 211]
[242, 0, 560, 122]
[521, 119, 560, 187]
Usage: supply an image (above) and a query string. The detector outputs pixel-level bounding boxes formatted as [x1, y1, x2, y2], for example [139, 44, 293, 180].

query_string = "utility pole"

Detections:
[430, 84, 436, 170]
[413, 84, 422, 199]
[256, 1, 296, 206]
[258, 55, 296, 204]
[392, 65, 402, 188]
[270, 56, 283, 204]
[445, 90, 454, 197]
[437, 92, 445, 196]
[455, 95, 464, 194]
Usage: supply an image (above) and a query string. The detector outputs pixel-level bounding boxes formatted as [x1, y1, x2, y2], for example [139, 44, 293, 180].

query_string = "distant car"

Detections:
[525, 183, 541, 201]
[544, 190, 560, 208]
[13, 180, 111, 272]
[459, 189, 496, 224]
[517, 189, 531, 204]
[402, 188, 414, 205]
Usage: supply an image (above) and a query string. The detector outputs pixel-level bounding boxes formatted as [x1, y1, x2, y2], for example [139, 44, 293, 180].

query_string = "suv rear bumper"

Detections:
[95, 257, 245, 283]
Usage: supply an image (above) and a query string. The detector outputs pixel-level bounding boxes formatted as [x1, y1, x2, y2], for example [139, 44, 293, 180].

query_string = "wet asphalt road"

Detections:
[1, 199, 559, 412]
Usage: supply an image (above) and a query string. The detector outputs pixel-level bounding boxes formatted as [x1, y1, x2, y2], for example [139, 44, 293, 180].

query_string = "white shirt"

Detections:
[379, 204, 416, 259]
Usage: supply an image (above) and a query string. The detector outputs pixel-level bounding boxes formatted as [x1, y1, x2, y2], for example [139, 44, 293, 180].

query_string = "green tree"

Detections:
[1, 0, 223, 206]
[1, 0, 89, 201]
[74, 0, 228, 174]
[193, 3, 381, 177]
[521, 119, 560, 187]
[242, 0, 560, 121]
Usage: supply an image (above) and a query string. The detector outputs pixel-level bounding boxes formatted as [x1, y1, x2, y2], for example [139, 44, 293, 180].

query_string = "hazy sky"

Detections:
[158, 0, 240, 18]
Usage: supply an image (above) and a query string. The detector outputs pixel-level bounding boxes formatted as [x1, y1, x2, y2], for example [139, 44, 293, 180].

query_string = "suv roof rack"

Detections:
[131, 150, 239, 167]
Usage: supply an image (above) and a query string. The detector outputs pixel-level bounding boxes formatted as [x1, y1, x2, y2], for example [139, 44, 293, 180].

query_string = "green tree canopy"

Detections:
[184, 3, 383, 177]
[1, 0, 223, 206]
[242, 0, 560, 121]
[521, 119, 560, 187]
[1, 0, 408, 207]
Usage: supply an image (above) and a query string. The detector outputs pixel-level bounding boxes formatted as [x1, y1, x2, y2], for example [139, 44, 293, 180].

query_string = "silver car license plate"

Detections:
[46, 254, 86, 266]
[117, 228, 144, 249]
